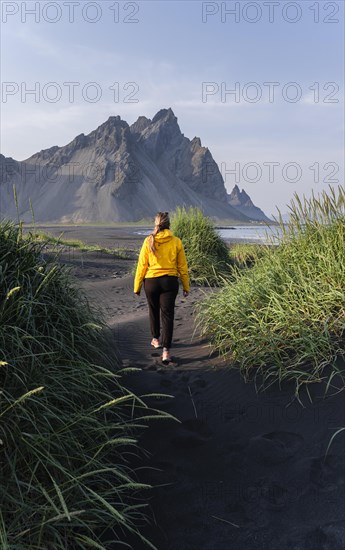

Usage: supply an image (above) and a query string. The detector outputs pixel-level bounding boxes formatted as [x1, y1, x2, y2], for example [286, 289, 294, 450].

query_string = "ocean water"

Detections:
[218, 225, 282, 243]
[134, 225, 283, 244]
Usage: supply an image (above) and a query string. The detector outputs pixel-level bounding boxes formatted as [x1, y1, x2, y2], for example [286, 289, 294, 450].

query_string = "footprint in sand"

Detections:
[248, 431, 304, 464]
[191, 375, 207, 389]
[286, 522, 345, 550]
[171, 418, 213, 449]
[155, 359, 179, 369]
[291, 454, 345, 495]
[310, 454, 345, 492]
[160, 377, 173, 387]
[250, 478, 298, 511]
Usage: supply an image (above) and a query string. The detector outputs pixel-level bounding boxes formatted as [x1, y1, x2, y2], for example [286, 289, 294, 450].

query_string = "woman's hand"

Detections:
[183, 290, 189, 298]
[134, 291, 140, 296]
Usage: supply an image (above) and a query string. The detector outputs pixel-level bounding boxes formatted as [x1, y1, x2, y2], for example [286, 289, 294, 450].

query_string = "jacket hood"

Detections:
[154, 229, 174, 243]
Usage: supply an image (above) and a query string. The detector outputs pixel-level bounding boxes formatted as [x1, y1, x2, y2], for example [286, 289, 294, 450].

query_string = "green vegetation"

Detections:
[326, 427, 345, 457]
[197, 186, 345, 395]
[171, 207, 230, 285]
[229, 242, 268, 268]
[25, 229, 134, 259]
[0, 221, 172, 549]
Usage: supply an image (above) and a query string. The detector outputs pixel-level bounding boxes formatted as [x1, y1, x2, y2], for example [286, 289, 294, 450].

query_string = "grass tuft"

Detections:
[228, 243, 269, 268]
[171, 207, 230, 285]
[0, 221, 166, 549]
[197, 186, 345, 396]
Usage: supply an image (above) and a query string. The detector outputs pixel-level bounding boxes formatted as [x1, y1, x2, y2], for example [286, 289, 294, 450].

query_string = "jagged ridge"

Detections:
[0, 109, 268, 223]
[227, 185, 271, 222]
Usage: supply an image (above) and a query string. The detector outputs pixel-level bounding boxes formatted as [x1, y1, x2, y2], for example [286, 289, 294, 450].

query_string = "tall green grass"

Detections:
[228, 243, 268, 268]
[197, 186, 345, 395]
[171, 207, 230, 285]
[0, 221, 172, 549]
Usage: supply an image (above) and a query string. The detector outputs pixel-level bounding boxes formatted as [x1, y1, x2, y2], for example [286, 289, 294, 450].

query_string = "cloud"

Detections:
[6, 26, 62, 60]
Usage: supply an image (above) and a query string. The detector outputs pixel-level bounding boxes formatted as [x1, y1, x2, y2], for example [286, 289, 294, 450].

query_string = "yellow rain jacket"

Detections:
[134, 229, 190, 294]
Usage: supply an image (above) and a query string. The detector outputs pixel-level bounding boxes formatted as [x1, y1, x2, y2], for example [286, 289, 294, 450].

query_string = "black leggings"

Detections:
[144, 276, 179, 349]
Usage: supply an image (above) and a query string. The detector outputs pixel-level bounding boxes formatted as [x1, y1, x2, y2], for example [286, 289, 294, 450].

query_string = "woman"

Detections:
[134, 212, 190, 363]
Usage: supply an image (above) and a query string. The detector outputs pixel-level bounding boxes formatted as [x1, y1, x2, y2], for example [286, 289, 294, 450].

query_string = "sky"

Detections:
[1, 0, 344, 216]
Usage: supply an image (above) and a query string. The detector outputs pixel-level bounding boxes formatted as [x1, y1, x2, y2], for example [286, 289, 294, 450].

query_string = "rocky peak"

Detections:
[93, 116, 129, 135]
[151, 107, 176, 124]
[0, 154, 20, 182]
[107, 115, 122, 123]
[130, 115, 151, 136]
[191, 137, 202, 149]
[227, 185, 270, 222]
[138, 108, 182, 160]
[89, 117, 131, 154]
[228, 185, 254, 207]
[0, 153, 16, 164]
[71, 133, 88, 149]
[26, 145, 60, 163]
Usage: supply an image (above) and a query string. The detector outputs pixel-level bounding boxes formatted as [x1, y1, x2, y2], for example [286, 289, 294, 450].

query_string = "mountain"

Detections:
[1, 109, 263, 223]
[227, 185, 271, 222]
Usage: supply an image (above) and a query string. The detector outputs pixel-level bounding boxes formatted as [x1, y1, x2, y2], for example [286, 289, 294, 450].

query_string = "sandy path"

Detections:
[66, 250, 345, 550]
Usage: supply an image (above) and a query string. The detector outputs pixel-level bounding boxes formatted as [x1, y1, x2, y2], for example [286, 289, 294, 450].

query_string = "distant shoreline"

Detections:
[21, 224, 280, 248]
[21, 219, 278, 229]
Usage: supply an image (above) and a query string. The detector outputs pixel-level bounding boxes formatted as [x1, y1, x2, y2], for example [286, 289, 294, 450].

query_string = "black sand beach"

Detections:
[47, 226, 345, 549]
